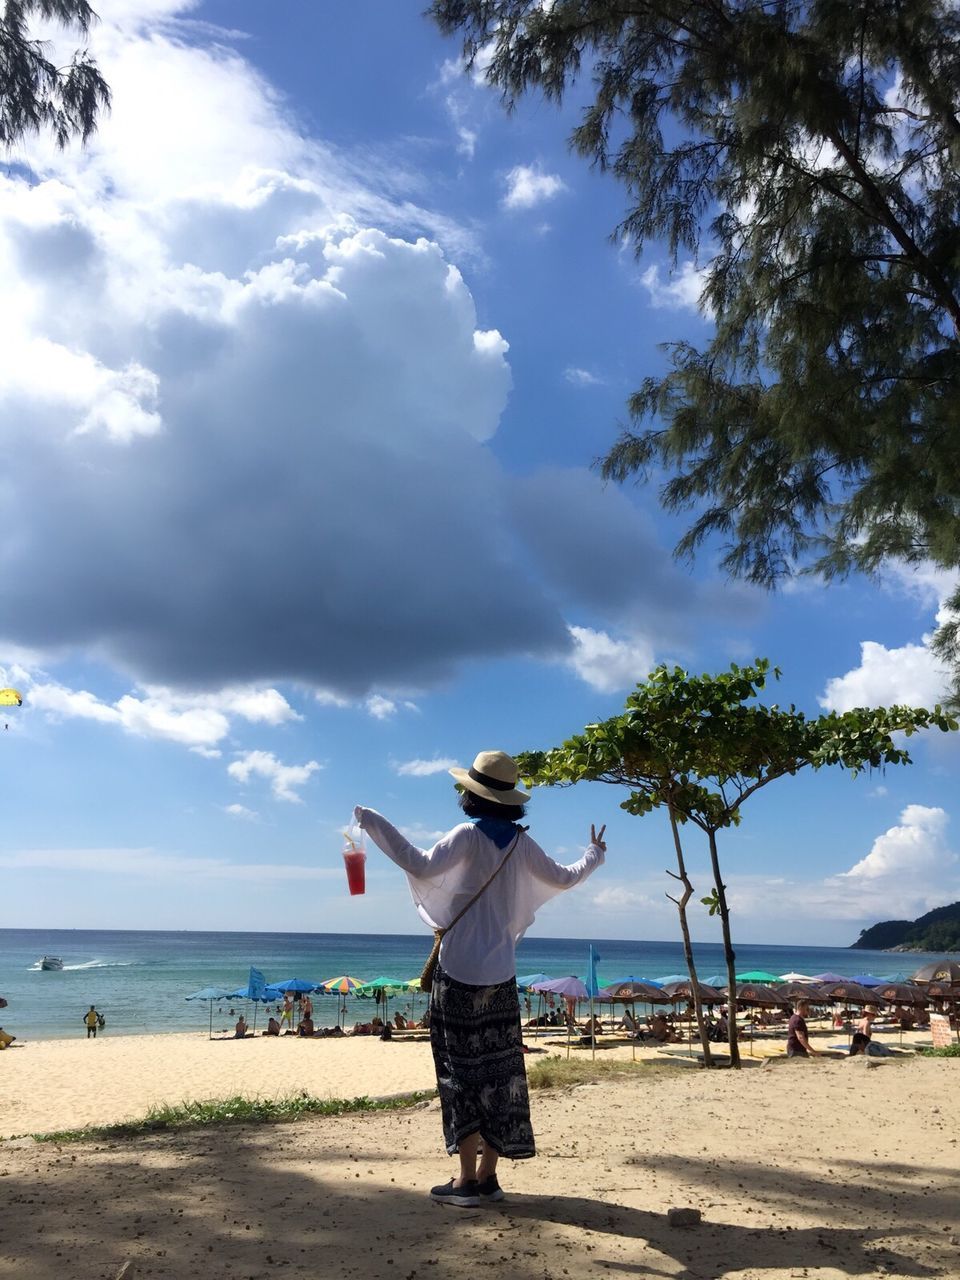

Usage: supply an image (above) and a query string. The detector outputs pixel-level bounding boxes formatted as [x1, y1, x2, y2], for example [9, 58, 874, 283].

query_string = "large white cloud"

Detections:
[820, 565, 958, 712]
[0, 2, 705, 707]
[841, 804, 953, 881]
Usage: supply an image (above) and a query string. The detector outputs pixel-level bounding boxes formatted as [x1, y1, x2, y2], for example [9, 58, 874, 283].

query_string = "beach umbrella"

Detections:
[780, 982, 825, 1003]
[532, 977, 589, 1058]
[357, 977, 411, 1027]
[727, 983, 790, 1057]
[850, 974, 887, 987]
[873, 982, 929, 1046]
[595, 982, 670, 1061]
[778, 972, 814, 982]
[910, 960, 960, 984]
[810, 972, 848, 984]
[265, 978, 320, 993]
[921, 980, 960, 1002]
[517, 973, 550, 991]
[654, 973, 689, 984]
[605, 975, 664, 988]
[532, 976, 589, 998]
[662, 981, 725, 1003]
[735, 970, 781, 983]
[874, 982, 927, 1005]
[731, 983, 790, 1005]
[817, 981, 884, 1006]
[600, 981, 670, 1003]
[322, 975, 364, 993]
[321, 976, 365, 1028]
[186, 986, 237, 1039]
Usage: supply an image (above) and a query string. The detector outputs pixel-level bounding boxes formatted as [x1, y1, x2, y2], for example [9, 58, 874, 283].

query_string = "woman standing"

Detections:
[355, 749, 606, 1208]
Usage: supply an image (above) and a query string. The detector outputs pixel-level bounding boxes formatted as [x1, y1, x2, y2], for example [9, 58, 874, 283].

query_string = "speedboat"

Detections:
[39, 956, 64, 971]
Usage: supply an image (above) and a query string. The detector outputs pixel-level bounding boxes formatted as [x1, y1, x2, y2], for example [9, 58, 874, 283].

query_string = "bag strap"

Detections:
[440, 827, 524, 936]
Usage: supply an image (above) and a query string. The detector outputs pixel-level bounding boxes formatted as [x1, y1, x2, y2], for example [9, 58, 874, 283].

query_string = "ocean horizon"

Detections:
[0, 927, 945, 1041]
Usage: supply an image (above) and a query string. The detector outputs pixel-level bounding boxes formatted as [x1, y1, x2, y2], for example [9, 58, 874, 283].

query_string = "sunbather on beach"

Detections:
[297, 1016, 315, 1037]
[264, 1017, 281, 1036]
[355, 748, 606, 1209]
[648, 1013, 681, 1043]
[234, 1015, 248, 1038]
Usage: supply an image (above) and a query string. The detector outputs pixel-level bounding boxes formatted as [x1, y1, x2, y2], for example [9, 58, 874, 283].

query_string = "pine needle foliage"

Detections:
[1, 0, 110, 149]
[430, 1, 960, 696]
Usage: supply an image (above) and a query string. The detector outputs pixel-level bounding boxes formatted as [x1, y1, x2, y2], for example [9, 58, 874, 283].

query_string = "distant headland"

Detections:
[851, 901, 960, 952]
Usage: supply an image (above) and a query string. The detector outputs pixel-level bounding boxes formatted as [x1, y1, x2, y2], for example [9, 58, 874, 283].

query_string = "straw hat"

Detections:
[449, 750, 530, 806]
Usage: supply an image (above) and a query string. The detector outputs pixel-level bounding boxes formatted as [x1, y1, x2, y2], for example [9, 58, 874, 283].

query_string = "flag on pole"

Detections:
[248, 967, 266, 1001]
[588, 945, 602, 998]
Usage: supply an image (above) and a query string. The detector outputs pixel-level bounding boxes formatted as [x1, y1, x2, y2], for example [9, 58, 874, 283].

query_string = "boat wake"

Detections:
[28, 960, 136, 971]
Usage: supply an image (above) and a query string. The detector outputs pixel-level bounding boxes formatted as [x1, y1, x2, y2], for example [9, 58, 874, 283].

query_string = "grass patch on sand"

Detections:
[916, 1043, 960, 1059]
[526, 1056, 656, 1090]
[24, 1090, 437, 1145]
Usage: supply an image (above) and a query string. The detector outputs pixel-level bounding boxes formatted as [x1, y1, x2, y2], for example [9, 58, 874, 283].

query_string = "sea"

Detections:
[0, 928, 940, 1041]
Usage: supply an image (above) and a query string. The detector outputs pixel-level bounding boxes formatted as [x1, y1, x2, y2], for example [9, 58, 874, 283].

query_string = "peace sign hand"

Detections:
[591, 824, 607, 852]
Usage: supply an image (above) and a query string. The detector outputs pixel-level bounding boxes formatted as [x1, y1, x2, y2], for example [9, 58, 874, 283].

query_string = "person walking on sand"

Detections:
[354, 748, 606, 1209]
[83, 1006, 100, 1039]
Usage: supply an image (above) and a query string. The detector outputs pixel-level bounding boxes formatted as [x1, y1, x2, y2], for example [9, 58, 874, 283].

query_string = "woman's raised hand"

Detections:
[590, 824, 607, 851]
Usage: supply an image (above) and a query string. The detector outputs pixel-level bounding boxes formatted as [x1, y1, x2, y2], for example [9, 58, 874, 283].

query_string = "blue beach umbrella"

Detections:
[606, 975, 664, 988]
[185, 987, 233, 1039]
[517, 973, 550, 991]
[850, 974, 886, 987]
[265, 978, 319, 994]
[654, 973, 689, 985]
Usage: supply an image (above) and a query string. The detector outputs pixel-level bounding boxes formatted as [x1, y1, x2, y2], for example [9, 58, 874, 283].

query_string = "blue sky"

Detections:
[0, 0, 957, 945]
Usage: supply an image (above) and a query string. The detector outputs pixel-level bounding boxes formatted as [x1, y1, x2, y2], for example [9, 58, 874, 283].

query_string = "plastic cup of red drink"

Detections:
[343, 848, 366, 896]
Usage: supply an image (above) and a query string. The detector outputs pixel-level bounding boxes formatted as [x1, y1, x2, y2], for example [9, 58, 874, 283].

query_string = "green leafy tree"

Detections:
[518, 659, 957, 1066]
[430, 1, 960, 695]
[1, 1, 110, 149]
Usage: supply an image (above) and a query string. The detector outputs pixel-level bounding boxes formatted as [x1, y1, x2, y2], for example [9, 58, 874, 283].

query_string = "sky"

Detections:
[0, 0, 958, 946]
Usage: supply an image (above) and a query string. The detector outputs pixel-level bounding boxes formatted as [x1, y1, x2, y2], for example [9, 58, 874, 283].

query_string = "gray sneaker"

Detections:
[477, 1175, 504, 1202]
[430, 1178, 480, 1208]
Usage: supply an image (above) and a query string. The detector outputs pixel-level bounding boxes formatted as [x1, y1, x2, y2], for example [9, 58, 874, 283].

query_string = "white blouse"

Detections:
[354, 807, 605, 986]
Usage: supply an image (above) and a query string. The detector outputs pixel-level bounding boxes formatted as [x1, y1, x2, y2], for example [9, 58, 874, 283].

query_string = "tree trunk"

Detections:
[665, 799, 713, 1065]
[706, 827, 740, 1067]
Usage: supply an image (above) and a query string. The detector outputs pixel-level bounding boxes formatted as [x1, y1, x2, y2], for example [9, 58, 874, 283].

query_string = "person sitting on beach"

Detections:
[380, 1022, 393, 1041]
[264, 1017, 281, 1036]
[620, 1009, 638, 1032]
[786, 1001, 820, 1058]
[849, 1008, 875, 1055]
[235, 1015, 248, 1038]
[352, 1022, 372, 1035]
[394, 1012, 408, 1029]
[648, 1013, 681, 1044]
[297, 1015, 315, 1037]
[0, 1027, 16, 1049]
[581, 1015, 603, 1037]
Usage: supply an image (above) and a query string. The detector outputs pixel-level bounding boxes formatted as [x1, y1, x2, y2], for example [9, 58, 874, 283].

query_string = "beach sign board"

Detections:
[929, 1013, 952, 1049]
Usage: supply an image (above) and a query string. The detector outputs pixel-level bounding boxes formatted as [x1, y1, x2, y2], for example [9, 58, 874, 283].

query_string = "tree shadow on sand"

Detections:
[0, 1121, 951, 1280]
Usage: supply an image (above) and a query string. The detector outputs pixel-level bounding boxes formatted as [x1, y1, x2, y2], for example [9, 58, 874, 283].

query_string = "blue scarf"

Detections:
[471, 817, 519, 850]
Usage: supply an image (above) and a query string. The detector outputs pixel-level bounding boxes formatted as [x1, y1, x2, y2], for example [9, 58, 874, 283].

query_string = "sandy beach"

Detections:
[0, 1020, 941, 1139]
[0, 1034, 957, 1280]
[2, 1021, 958, 1280]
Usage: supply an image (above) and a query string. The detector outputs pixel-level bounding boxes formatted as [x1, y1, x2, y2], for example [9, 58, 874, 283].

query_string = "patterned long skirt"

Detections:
[429, 966, 536, 1159]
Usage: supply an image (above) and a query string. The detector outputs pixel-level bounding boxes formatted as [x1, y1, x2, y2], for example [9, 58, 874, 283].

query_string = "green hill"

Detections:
[852, 901, 960, 951]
